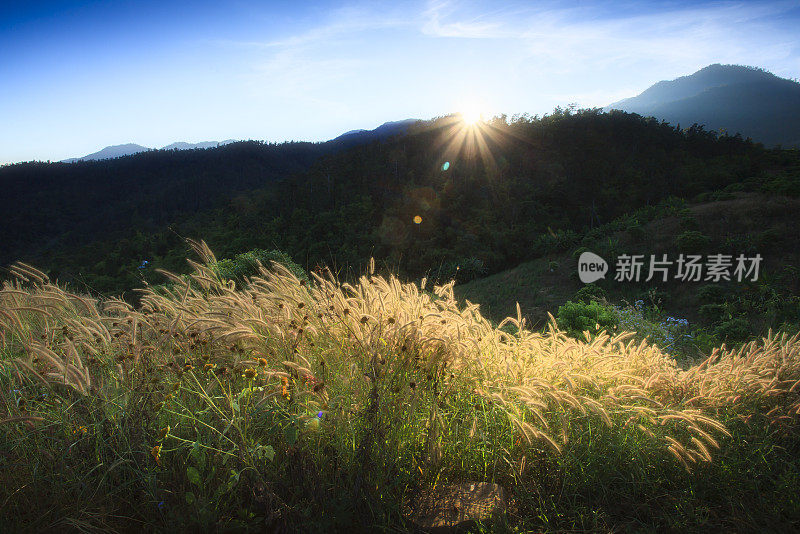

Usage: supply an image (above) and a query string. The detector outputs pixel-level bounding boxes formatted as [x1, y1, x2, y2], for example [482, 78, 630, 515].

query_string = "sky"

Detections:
[1, 0, 799, 164]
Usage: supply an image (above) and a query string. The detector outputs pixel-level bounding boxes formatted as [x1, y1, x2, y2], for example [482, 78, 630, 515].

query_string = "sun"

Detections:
[460, 107, 482, 126]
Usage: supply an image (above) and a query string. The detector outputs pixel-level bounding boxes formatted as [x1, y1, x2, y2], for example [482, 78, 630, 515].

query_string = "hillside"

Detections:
[608, 64, 800, 147]
[456, 192, 800, 345]
[2, 109, 800, 532]
[0, 120, 417, 273]
[0, 141, 330, 271]
[5, 109, 800, 301]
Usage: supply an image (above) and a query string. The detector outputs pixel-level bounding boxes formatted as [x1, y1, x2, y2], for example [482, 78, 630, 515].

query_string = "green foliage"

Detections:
[212, 249, 307, 284]
[429, 257, 487, 284]
[761, 173, 800, 197]
[556, 300, 619, 341]
[713, 317, 752, 343]
[675, 230, 712, 252]
[532, 230, 580, 257]
[573, 283, 607, 303]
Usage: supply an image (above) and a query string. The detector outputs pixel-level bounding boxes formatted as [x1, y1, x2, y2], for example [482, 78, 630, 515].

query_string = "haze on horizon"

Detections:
[2, 0, 799, 165]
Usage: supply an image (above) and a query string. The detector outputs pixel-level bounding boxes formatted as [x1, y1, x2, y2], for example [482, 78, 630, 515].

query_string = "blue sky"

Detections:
[1, 0, 799, 164]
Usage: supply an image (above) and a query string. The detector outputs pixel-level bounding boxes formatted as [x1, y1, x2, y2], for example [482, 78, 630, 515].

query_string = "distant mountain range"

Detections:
[61, 140, 238, 162]
[332, 119, 419, 146]
[607, 64, 800, 147]
[59, 120, 419, 163]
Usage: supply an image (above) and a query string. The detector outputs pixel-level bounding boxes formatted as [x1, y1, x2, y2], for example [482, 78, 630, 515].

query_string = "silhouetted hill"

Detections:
[161, 140, 237, 151]
[55, 120, 417, 163]
[61, 143, 151, 162]
[332, 119, 419, 148]
[61, 140, 238, 162]
[608, 64, 800, 147]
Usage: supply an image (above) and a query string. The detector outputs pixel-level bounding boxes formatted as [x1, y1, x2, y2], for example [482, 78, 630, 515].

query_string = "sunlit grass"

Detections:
[1, 243, 800, 531]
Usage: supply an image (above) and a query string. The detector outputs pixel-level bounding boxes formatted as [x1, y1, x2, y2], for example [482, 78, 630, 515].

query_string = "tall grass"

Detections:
[1, 241, 799, 531]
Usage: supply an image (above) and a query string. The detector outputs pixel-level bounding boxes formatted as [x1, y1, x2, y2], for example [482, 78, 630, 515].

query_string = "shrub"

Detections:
[531, 230, 579, 256]
[212, 249, 307, 284]
[675, 230, 712, 252]
[714, 317, 752, 343]
[556, 300, 619, 341]
[430, 257, 487, 284]
[627, 221, 647, 241]
[573, 283, 606, 303]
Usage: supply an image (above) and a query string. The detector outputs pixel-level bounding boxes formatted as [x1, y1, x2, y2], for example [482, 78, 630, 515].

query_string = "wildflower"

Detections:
[184, 364, 194, 372]
[244, 368, 257, 379]
[204, 363, 215, 372]
[158, 425, 171, 440]
[317, 411, 324, 419]
[281, 376, 289, 386]
[151, 444, 162, 465]
[258, 358, 269, 367]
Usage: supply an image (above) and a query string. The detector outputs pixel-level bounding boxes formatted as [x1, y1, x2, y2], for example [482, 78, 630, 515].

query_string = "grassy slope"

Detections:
[2, 249, 800, 531]
[456, 192, 800, 329]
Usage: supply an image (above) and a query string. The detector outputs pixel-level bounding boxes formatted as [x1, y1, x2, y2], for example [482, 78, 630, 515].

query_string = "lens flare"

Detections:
[461, 108, 482, 126]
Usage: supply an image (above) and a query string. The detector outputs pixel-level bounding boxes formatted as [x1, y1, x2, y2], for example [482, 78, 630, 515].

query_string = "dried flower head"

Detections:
[150, 444, 162, 465]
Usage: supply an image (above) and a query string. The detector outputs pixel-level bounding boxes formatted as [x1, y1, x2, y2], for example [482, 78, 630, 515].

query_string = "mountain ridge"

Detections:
[58, 120, 419, 163]
[607, 64, 800, 147]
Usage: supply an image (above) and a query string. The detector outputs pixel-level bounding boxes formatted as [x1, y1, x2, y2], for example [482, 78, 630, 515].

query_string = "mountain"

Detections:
[61, 143, 151, 162]
[57, 119, 418, 163]
[332, 119, 419, 148]
[607, 64, 800, 147]
[62, 140, 238, 162]
[161, 140, 237, 151]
